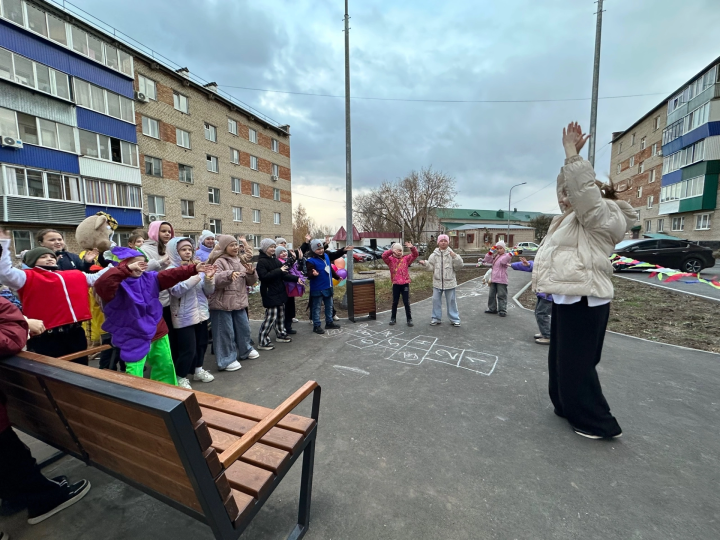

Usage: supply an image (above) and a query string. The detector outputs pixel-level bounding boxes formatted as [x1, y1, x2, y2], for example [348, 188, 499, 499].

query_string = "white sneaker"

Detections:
[193, 369, 215, 383]
[292, 318, 299, 323]
[176, 377, 192, 389]
[223, 361, 242, 372]
[333, 314, 340, 321]
[247, 349, 260, 359]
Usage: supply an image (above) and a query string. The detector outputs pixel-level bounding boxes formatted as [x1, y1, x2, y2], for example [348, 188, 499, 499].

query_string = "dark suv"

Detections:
[613, 239, 716, 273]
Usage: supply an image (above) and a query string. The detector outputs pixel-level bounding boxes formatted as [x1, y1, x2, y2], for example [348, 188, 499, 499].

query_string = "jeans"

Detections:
[391, 284, 412, 320]
[488, 283, 508, 314]
[311, 289, 334, 328]
[124, 335, 177, 385]
[535, 297, 552, 338]
[431, 288, 459, 323]
[258, 305, 287, 346]
[210, 309, 253, 369]
[174, 320, 210, 378]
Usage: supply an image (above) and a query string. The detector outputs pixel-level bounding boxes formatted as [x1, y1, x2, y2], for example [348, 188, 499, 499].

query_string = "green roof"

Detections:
[436, 208, 549, 222]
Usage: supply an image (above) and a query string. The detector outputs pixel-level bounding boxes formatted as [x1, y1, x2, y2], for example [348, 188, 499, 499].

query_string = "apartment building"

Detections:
[611, 59, 720, 248]
[0, 0, 142, 255]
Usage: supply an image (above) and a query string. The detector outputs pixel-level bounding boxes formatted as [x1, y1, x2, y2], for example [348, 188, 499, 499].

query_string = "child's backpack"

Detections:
[285, 263, 306, 297]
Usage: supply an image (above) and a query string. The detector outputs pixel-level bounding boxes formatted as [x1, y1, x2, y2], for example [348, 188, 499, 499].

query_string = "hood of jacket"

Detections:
[147, 220, 174, 243]
[166, 237, 194, 268]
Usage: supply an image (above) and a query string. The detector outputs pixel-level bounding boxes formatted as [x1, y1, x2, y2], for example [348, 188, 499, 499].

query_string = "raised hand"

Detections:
[404, 241, 413, 248]
[305, 233, 312, 242]
[297, 249, 304, 259]
[281, 265, 289, 273]
[520, 257, 530, 267]
[243, 263, 254, 273]
[83, 248, 99, 262]
[127, 260, 148, 275]
[344, 245, 354, 251]
[562, 121, 589, 157]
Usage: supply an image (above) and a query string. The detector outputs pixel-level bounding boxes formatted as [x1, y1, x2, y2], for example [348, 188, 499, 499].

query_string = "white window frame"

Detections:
[207, 155, 219, 173]
[654, 116, 661, 131]
[272, 163, 279, 176]
[173, 91, 188, 114]
[640, 137, 646, 150]
[209, 218, 222, 234]
[251, 182, 260, 197]
[637, 186, 642, 198]
[176, 128, 191, 149]
[631, 133, 636, 145]
[11, 230, 34, 256]
[657, 218, 665, 232]
[649, 169, 656, 183]
[208, 187, 220, 205]
[228, 118, 237, 135]
[695, 213, 711, 230]
[644, 219, 652, 232]
[273, 188, 280, 201]
[273, 212, 281, 225]
[138, 74, 157, 100]
[85, 179, 141, 208]
[639, 161, 644, 174]
[181, 199, 195, 218]
[77, 129, 138, 167]
[147, 194, 165, 215]
[4, 165, 82, 202]
[178, 164, 193, 184]
[0, 46, 72, 102]
[253, 209, 260, 223]
[647, 195, 654, 209]
[271, 138, 279, 152]
[616, 163, 621, 174]
[250, 156, 258, 171]
[72, 77, 134, 122]
[249, 128, 257, 143]
[142, 116, 159, 139]
[651, 143, 658, 156]
[144, 155, 162, 177]
[231, 177, 241, 193]
[671, 217, 685, 231]
[230, 148, 239, 164]
[204, 122, 217, 142]
[232, 206, 242, 222]
[629, 155, 635, 167]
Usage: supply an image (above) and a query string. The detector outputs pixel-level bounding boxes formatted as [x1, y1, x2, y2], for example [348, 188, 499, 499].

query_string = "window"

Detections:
[652, 143, 658, 156]
[272, 138, 279, 152]
[0, 47, 71, 101]
[232, 207, 242, 222]
[228, 118, 237, 135]
[209, 219, 222, 234]
[173, 92, 188, 113]
[204, 122, 217, 142]
[649, 169, 656, 183]
[230, 148, 239, 164]
[179, 164, 193, 184]
[142, 116, 159, 138]
[208, 187, 220, 204]
[11, 230, 33, 256]
[181, 199, 195, 218]
[176, 128, 191, 149]
[85, 179, 140, 208]
[17, 112, 38, 144]
[696, 213, 711, 230]
[640, 137, 646, 150]
[654, 116, 661, 131]
[207, 155, 219, 173]
[5, 166, 81, 202]
[252, 236, 261, 249]
[272, 163, 279, 176]
[3, 108, 77, 153]
[78, 130, 138, 166]
[616, 163, 621, 174]
[639, 162, 644, 174]
[644, 220, 652, 232]
[662, 140, 705, 174]
[253, 209, 261, 223]
[273, 188, 281, 201]
[618, 142, 623, 154]
[249, 128, 257, 143]
[657, 219, 665, 232]
[228, 177, 241, 193]
[250, 156, 258, 170]
[145, 156, 162, 177]
[631, 133, 636, 145]
[637, 186, 642, 198]
[2, 0, 25, 26]
[147, 195, 165, 215]
[629, 156, 635, 167]
[251, 182, 260, 197]
[672, 217, 685, 231]
[274, 212, 281, 225]
[647, 195, 654, 209]
[138, 75, 156, 100]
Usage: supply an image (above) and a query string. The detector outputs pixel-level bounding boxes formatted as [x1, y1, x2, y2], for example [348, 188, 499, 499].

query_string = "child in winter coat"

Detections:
[512, 257, 552, 344]
[418, 234, 464, 326]
[276, 245, 305, 335]
[195, 230, 216, 262]
[382, 242, 418, 326]
[482, 240, 513, 317]
[305, 239, 352, 334]
[208, 235, 259, 371]
[167, 238, 217, 389]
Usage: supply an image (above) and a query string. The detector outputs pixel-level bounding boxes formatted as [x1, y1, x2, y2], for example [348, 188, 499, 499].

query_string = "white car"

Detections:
[515, 242, 539, 251]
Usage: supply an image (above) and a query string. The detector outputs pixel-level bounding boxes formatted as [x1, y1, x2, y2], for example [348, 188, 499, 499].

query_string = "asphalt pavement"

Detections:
[5, 270, 720, 540]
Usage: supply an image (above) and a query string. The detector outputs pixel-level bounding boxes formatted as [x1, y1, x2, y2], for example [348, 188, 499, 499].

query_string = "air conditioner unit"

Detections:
[460, 233, 465, 237]
[147, 213, 160, 223]
[270, 175, 279, 182]
[135, 91, 149, 103]
[1, 136, 23, 148]
[246, 234, 255, 240]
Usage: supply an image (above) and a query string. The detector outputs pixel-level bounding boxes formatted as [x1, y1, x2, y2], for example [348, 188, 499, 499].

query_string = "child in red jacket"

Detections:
[381, 242, 419, 326]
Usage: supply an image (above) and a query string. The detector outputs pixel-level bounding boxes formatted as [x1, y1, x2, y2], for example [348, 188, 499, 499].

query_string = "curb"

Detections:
[513, 280, 532, 311]
[614, 273, 720, 303]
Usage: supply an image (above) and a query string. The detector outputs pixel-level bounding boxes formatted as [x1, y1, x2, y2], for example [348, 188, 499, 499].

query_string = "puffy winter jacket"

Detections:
[256, 251, 299, 308]
[532, 156, 637, 299]
[140, 220, 174, 307]
[424, 248, 464, 290]
[167, 238, 215, 329]
[382, 246, 418, 285]
[207, 235, 257, 311]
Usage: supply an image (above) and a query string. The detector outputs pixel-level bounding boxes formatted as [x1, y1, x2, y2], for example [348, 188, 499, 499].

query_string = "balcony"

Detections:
[667, 82, 720, 125]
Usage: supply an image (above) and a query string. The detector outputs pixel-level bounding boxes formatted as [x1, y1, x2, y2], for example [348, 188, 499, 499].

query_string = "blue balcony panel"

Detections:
[662, 121, 720, 156]
[86, 205, 143, 227]
[76, 108, 137, 143]
[0, 145, 79, 174]
[0, 20, 133, 97]
[660, 170, 682, 187]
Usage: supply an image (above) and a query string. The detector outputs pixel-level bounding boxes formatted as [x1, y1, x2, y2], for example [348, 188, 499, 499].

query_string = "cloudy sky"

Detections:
[76, 0, 720, 228]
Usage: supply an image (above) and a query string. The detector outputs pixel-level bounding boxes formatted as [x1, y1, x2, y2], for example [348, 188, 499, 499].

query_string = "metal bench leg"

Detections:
[287, 436, 316, 540]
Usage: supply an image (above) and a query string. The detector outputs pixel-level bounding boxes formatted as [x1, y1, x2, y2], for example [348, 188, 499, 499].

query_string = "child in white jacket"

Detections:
[418, 234, 464, 326]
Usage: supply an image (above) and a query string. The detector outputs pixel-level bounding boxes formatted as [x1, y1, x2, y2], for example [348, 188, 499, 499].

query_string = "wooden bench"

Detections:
[0, 352, 321, 540]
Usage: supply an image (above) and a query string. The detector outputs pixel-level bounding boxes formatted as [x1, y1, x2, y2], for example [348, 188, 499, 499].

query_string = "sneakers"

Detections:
[451, 321, 461, 327]
[325, 322, 341, 329]
[193, 369, 215, 383]
[333, 314, 340, 321]
[286, 329, 297, 335]
[276, 337, 292, 343]
[222, 361, 242, 371]
[534, 333, 543, 339]
[574, 428, 623, 440]
[407, 320, 414, 327]
[430, 320, 441, 326]
[389, 318, 396, 326]
[292, 317, 299, 323]
[27, 479, 91, 525]
[176, 377, 192, 389]
[247, 349, 260, 359]
[313, 326, 325, 334]
[257, 344, 275, 351]
[484, 310, 498, 314]
[499, 312, 506, 317]
[535, 337, 550, 345]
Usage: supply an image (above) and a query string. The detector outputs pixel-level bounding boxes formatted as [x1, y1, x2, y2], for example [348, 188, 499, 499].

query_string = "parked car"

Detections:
[355, 247, 381, 260]
[352, 251, 373, 263]
[613, 238, 715, 273]
[514, 241, 540, 251]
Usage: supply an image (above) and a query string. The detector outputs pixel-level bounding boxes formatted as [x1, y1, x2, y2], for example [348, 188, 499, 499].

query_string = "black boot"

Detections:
[389, 318, 396, 325]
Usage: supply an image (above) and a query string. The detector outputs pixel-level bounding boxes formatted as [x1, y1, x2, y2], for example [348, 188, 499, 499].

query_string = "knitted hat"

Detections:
[438, 234, 450, 242]
[392, 243, 403, 251]
[176, 238, 193, 251]
[310, 239, 324, 251]
[259, 238, 276, 253]
[496, 240, 506, 249]
[208, 235, 238, 264]
[23, 247, 56, 268]
[275, 237, 287, 245]
[276, 246, 288, 258]
[198, 229, 215, 246]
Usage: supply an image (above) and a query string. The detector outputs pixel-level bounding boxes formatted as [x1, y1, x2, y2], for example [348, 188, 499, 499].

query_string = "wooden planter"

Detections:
[347, 279, 377, 322]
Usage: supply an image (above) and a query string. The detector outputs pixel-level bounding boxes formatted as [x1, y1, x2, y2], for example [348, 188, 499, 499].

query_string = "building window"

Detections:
[631, 133, 636, 145]
[636, 186, 642, 198]
[651, 143, 658, 156]
[208, 187, 220, 204]
[273, 188, 281, 201]
[629, 156, 635, 167]
[250, 156, 258, 170]
[176, 128, 191, 149]
[228, 118, 237, 135]
[649, 169, 656, 183]
[639, 162, 644, 174]
[230, 148, 239, 164]
[73, 78, 134, 122]
[78, 129, 138, 166]
[654, 116, 661, 131]
[251, 182, 260, 197]
[657, 218, 665, 232]
[173, 91, 188, 114]
[204, 122, 216, 142]
[644, 220, 652, 232]
[616, 163, 621, 174]
[12, 230, 33, 256]
[0, 47, 71, 101]
[272, 138, 279, 152]
[142, 116, 159, 138]
[640, 137, 646, 150]
[661, 176, 704, 203]
[272, 163, 279, 176]
[232, 207, 242, 222]
[178, 164, 193, 184]
[144, 156, 162, 177]
[249, 128, 257, 143]
[85, 179, 140, 208]
[207, 155, 218, 173]
[618, 142, 623, 154]
[5, 166, 81, 202]
[147, 195, 165, 215]
[662, 140, 705, 174]
[696, 213, 711, 230]
[671, 217, 685, 231]
[1, 108, 77, 153]
[647, 195, 654, 209]
[253, 209, 261, 223]
[181, 199, 195, 218]
[252, 236, 261, 249]
[209, 219, 222, 234]
[274, 212, 281, 225]
[138, 75, 156, 100]
[231, 177, 241, 193]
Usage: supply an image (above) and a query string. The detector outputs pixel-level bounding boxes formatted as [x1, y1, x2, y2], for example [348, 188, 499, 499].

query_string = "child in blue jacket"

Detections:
[511, 257, 552, 345]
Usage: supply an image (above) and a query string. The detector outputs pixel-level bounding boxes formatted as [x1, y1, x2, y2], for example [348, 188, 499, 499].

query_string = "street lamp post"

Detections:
[507, 182, 526, 244]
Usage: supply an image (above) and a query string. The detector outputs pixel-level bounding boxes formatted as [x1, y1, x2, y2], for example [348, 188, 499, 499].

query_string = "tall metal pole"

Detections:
[508, 183, 526, 243]
[344, 0, 353, 281]
[588, 0, 604, 167]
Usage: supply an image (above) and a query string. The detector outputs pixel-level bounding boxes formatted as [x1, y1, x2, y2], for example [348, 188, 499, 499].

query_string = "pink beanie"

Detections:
[438, 234, 450, 242]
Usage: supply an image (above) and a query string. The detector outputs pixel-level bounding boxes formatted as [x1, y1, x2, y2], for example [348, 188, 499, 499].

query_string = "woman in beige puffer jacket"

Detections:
[533, 122, 636, 440]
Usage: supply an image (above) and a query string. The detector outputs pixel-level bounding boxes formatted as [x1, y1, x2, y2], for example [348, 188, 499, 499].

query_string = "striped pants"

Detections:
[258, 305, 287, 346]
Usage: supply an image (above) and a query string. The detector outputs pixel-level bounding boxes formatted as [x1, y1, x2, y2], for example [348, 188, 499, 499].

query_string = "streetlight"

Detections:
[508, 182, 526, 245]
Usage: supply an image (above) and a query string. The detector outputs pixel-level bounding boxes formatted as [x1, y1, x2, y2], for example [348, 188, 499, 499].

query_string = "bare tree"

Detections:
[528, 215, 554, 243]
[292, 204, 315, 247]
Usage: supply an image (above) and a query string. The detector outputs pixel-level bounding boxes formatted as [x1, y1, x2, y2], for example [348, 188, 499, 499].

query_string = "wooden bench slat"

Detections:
[0, 366, 46, 393]
[0, 379, 55, 413]
[6, 403, 79, 452]
[231, 489, 256, 528]
[209, 428, 290, 474]
[203, 448, 223, 478]
[225, 461, 274, 500]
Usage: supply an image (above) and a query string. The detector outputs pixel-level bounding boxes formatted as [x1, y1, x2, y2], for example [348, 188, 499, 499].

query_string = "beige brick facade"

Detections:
[133, 59, 292, 248]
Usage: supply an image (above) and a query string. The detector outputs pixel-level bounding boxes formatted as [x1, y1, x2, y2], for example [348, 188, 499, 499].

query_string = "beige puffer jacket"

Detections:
[532, 156, 637, 299]
[425, 247, 464, 290]
[207, 235, 257, 311]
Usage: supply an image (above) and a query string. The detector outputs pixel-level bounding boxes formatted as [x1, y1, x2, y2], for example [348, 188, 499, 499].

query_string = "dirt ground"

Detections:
[519, 276, 720, 353]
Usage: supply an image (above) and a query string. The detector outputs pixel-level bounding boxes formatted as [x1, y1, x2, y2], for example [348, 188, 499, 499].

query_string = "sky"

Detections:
[71, 0, 720, 229]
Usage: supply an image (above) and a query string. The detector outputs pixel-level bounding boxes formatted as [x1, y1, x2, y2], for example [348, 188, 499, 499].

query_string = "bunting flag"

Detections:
[610, 254, 720, 290]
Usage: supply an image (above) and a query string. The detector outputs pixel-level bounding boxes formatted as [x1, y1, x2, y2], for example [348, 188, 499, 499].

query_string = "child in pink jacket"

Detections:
[382, 242, 419, 326]
[482, 241, 513, 317]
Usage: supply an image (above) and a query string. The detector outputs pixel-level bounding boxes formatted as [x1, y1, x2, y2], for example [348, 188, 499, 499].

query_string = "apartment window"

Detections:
[228, 118, 237, 135]
[271, 138, 279, 152]
[662, 140, 705, 174]
[252, 236, 261, 249]
[230, 148, 240, 164]
[147, 195, 165, 215]
[249, 128, 257, 143]
[616, 163, 621, 174]
[647, 195, 654, 209]
[671, 217, 685, 231]
[181, 199, 195, 218]
[644, 220, 652, 232]
[73, 79, 134, 122]
[657, 219, 665, 233]
[144, 156, 162, 177]
[142, 116, 159, 138]
[272, 163, 279, 176]
[253, 209, 261, 223]
[173, 92, 188, 113]
[640, 137, 646, 150]
[618, 142, 623, 154]
[232, 207, 242, 222]
[250, 156, 258, 170]
[11, 230, 33, 256]
[178, 164, 193, 184]
[204, 122, 217, 142]
[654, 116, 661, 131]
[631, 133, 636, 145]
[0, 47, 71, 100]
[639, 162, 644, 174]
[251, 182, 260, 197]
[629, 156, 635, 167]
[176, 128, 191, 149]
[273, 188, 281, 201]
[208, 187, 220, 204]
[5, 166, 81, 202]
[661, 176, 704, 203]
[86, 179, 140, 208]
[231, 177, 241, 193]
[636, 186, 642, 198]
[78, 129, 138, 166]
[696, 213, 711, 230]
[207, 155, 219, 173]
[2, 108, 77, 153]
[649, 169, 656, 183]
[209, 219, 222, 234]
[138, 75, 156, 100]
[274, 212, 281, 225]
[652, 143, 658, 156]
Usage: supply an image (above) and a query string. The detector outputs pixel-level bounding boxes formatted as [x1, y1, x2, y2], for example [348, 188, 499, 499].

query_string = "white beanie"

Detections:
[392, 243, 403, 251]
[496, 240, 506, 248]
[259, 238, 276, 253]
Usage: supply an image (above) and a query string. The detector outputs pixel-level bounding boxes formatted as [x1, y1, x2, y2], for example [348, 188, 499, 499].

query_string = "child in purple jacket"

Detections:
[511, 257, 552, 345]
[482, 241, 512, 317]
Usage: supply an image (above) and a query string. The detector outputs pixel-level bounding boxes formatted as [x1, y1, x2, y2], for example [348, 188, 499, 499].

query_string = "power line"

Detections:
[292, 191, 346, 204]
